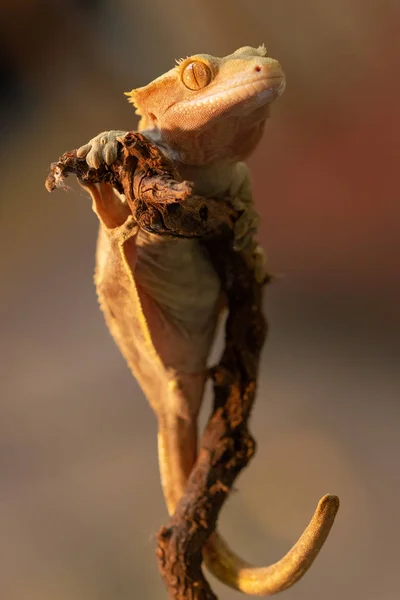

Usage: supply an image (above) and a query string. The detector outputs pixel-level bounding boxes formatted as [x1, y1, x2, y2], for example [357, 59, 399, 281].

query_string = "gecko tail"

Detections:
[203, 494, 339, 596]
[157, 378, 339, 595]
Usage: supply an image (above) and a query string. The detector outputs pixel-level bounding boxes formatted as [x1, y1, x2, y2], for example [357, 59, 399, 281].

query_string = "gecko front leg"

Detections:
[230, 162, 270, 284]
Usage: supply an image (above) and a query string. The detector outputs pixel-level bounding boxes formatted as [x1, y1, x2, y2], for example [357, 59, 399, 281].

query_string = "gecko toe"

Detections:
[76, 143, 91, 159]
[105, 143, 118, 165]
[86, 147, 102, 169]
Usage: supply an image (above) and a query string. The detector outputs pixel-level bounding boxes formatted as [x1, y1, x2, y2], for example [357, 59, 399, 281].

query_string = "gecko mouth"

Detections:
[173, 74, 286, 116]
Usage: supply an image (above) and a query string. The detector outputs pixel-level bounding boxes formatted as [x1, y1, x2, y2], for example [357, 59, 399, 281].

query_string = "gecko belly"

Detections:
[134, 229, 222, 373]
[96, 224, 221, 387]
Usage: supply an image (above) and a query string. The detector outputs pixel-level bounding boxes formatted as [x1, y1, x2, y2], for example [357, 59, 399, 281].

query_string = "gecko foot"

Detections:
[77, 130, 127, 169]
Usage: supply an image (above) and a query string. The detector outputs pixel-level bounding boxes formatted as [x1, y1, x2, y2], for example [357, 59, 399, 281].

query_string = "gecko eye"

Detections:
[182, 61, 212, 90]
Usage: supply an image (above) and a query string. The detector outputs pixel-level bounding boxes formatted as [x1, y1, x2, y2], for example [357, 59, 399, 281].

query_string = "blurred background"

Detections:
[0, 1, 399, 598]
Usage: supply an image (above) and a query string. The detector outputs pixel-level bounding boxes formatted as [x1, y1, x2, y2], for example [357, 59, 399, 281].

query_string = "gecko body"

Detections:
[78, 45, 285, 523]
[77, 47, 337, 596]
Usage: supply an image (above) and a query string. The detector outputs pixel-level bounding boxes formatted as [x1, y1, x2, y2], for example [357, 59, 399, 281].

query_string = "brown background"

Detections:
[0, 1, 399, 598]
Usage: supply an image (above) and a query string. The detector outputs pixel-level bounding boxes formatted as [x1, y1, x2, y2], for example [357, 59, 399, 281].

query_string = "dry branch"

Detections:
[46, 133, 338, 599]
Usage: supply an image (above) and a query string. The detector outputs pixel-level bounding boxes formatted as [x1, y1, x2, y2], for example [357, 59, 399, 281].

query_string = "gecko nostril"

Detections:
[255, 65, 261, 72]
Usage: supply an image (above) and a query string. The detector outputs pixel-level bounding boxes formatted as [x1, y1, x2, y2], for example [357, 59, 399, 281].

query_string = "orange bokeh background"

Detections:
[0, 2, 399, 598]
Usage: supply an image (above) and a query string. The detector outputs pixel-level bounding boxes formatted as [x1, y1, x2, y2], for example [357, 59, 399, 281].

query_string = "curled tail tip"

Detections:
[318, 493, 340, 516]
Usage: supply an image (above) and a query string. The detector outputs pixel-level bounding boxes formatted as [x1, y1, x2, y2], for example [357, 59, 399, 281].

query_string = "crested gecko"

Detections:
[76, 46, 337, 595]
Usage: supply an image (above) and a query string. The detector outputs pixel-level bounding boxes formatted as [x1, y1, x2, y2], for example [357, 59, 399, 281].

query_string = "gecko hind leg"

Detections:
[78, 181, 131, 229]
[157, 370, 205, 515]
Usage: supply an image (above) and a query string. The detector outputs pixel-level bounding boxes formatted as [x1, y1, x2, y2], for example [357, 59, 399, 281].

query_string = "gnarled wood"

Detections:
[46, 132, 339, 600]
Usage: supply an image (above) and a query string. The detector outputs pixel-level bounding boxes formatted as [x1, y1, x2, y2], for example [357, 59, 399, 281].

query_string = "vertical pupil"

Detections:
[182, 61, 210, 89]
[192, 63, 200, 88]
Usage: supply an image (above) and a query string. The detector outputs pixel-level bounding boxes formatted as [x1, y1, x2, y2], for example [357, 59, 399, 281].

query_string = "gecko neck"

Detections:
[140, 104, 268, 168]
[140, 127, 239, 197]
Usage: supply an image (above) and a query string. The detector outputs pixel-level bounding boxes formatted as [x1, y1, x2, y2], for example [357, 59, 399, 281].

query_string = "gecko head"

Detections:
[125, 46, 286, 165]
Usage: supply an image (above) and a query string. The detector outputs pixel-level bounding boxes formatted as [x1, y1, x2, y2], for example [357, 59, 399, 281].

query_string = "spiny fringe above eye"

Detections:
[175, 45, 267, 67]
[174, 56, 195, 73]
